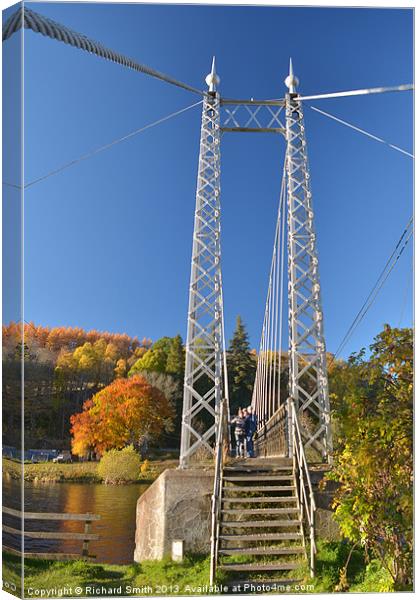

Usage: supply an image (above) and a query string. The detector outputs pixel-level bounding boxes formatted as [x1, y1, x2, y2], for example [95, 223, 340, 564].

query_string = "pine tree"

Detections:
[227, 316, 256, 412]
[166, 335, 185, 379]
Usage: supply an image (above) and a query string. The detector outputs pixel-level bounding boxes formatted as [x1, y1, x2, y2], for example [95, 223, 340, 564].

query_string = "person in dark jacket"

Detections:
[231, 408, 246, 458]
[245, 405, 258, 458]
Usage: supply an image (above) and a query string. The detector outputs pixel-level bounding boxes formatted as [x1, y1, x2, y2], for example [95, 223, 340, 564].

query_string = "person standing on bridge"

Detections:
[245, 406, 258, 458]
[231, 408, 246, 458]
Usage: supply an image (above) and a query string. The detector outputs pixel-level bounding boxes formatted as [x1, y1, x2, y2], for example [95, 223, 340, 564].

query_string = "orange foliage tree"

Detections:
[70, 375, 174, 457]
[2, 321, 152, 360]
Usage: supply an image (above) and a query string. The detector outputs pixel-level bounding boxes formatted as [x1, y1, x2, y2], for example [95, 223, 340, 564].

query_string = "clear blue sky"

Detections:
[3, 2, 413, 357]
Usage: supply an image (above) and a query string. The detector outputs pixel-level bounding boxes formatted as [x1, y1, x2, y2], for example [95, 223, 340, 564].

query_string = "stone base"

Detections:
[134, 468, 214, 562]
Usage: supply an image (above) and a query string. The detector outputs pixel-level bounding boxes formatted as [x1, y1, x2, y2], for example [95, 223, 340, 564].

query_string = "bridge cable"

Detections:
[2, 7, 204, 97]
[268, 83, 413, 103]
[2, 100, 203, 191]
[297, 83, 413, 102]
[252, 157, 287, 427]
[307, 104, 414, 159]
[332, 216, 413, 361]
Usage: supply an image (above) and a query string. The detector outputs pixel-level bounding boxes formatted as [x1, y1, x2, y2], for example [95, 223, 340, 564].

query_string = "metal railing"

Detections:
[209, 398, 228, 585]
[290, 400, 317, 577]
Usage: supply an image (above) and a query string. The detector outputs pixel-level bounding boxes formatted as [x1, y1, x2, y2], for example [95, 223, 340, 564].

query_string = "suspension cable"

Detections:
[2, 100, 203, 191]
[2, 7, 204, 97]
[298, 83, 413, 102]
[252, 157, 287, 426]
[307, 104, 414, 158]
[332, 216, 413, 360]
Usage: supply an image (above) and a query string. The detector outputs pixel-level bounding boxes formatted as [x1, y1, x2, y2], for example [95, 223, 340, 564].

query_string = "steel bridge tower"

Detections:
[284, 62, 332, 459]
[179, 59, 225, 468]
[180, 59, 332, 467]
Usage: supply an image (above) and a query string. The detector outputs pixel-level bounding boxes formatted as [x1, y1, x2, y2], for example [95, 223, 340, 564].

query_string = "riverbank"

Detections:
[2, 542, 397, 597]
[3, 457, 179, 484]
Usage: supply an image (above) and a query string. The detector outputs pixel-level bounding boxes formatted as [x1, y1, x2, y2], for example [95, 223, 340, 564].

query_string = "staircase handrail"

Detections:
[210, 397, 227, 585]
[290, 400, 316, 578]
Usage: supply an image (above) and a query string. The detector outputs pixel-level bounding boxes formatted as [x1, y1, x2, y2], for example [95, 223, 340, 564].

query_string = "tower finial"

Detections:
[205, 56, 220, 92]
[285, 57, 299, 93]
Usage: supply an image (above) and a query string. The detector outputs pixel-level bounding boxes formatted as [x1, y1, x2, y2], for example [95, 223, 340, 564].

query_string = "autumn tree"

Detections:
[70, 375, 174, 457]
[227, 316, 257, 412]
[128, 335, 185, 378]
[128, 347, 167, 374]
[128, 335, 185, 444]
[329, 325, 413, 590]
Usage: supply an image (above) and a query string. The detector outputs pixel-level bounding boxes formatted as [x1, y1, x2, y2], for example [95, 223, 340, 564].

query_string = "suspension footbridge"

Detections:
[3, 6, 413, 588]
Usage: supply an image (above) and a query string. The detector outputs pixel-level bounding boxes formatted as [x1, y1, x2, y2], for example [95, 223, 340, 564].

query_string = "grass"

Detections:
[2, 552, 218, 598]
[2, 541, 404, 598]
[3, 456, 179, 484]
[308, 540, 395, 593]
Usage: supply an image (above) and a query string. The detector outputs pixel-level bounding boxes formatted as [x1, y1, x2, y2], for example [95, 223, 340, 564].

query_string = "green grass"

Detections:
[2, 542, 404, 598]
[308, 540, 395, 593]
[3, 457, 179, 484]
[2, 552, 219, 598]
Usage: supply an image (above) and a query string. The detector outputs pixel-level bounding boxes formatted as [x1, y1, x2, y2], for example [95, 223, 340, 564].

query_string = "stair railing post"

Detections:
[310, 502, 315, 578]
[210, 397, 225, 586]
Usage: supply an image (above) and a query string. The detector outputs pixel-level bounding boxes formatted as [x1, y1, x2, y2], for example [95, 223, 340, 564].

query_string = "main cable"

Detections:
[2, 100, 203, 190]
[2, 7, 204, 97]
[298, 83, 413, 102]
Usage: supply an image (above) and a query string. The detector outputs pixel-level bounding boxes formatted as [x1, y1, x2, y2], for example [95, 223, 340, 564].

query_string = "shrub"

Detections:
[97, 445, 141, 484]
[140, 459, 149, 475]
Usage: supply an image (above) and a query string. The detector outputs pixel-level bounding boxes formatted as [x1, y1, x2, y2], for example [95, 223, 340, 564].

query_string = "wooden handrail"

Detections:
[3, 525, 99, 540]
[2, 506, 101, 521]
[2, 506, 100, 560]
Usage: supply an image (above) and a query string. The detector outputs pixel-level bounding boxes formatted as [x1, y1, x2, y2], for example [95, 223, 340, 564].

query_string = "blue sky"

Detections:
[3, 2, 413, 356]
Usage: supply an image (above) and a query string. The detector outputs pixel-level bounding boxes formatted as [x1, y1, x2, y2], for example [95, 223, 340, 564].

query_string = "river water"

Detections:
[3, 478, 150, 564]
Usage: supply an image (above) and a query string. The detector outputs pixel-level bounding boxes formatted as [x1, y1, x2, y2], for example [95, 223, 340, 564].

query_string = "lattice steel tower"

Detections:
[179, 59, 225, 468]
[284, 60, 332, 459]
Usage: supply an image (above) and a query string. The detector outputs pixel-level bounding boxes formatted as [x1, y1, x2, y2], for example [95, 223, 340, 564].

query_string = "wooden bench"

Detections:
[2, 506, 100, 560]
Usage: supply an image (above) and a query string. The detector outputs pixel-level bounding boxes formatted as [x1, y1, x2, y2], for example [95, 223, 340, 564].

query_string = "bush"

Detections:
[140, 459, 149, 474]
[97, 445, 141, 484]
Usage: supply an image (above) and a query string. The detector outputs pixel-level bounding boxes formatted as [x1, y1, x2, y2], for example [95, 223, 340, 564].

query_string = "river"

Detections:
[3, 478, 150, 564]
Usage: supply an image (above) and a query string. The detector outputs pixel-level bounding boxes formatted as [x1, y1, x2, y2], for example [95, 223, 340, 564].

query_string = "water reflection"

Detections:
[3, 478, 149, 564]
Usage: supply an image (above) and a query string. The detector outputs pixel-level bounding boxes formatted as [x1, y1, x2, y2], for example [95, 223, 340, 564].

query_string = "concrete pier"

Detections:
[134, 468, 214, 562]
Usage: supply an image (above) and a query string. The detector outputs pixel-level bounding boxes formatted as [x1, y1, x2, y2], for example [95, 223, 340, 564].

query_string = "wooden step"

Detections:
[219, 546, 305, 556]
[223, 486, 295, 493]
[224, 475, 293, 482]
[220, 562, 302, 572]
[221, 519, 301, 528]
[224, 465, 293, 472]
[222, 496, 298, 504]
[222, 507, 300, 515]
[220, 532, 302, 542]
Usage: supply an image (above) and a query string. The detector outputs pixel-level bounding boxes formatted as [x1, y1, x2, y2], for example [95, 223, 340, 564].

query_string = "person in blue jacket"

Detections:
[244, 406, 258, 458]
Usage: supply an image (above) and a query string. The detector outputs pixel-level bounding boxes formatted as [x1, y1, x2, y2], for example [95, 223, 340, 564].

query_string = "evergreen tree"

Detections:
[166, 334, 185, 379]
[227, 316, 256, 412]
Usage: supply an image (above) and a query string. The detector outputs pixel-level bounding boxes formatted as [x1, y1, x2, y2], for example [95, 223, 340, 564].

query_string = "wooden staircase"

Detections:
[216, 459, 307, 589]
